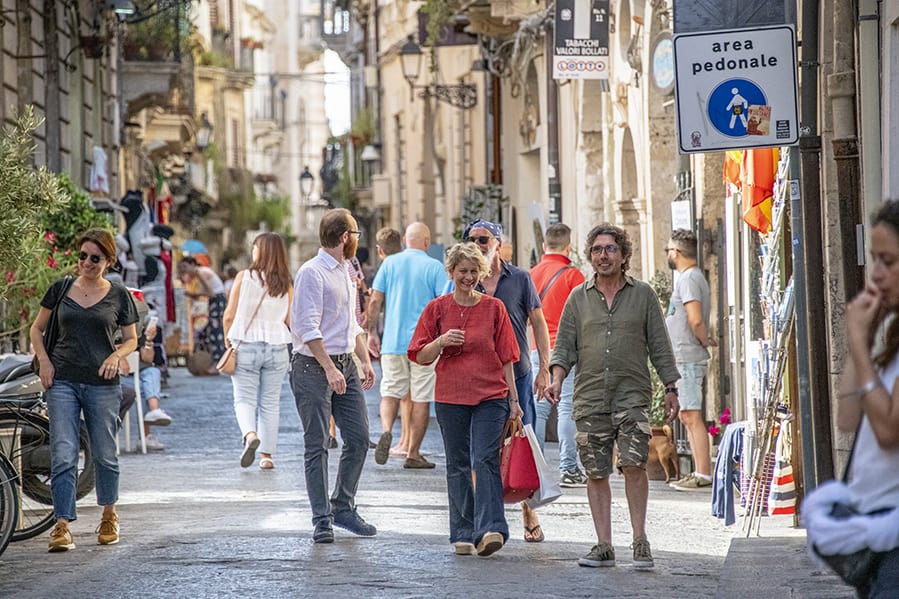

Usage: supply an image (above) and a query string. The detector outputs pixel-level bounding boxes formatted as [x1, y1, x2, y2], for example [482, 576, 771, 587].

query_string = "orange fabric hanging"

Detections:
[741, 148, 779, 234]
[723, 150, 743, 186]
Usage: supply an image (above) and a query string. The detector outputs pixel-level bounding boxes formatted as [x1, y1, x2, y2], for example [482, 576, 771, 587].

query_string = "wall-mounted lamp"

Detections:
[196, 112, 213, 149]
[398, 36, 477, 110]
[109, 0, 137, 15]
[300, 166, 314, 200]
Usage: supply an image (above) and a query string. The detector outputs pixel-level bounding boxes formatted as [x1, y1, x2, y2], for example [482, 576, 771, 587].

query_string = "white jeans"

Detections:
[231, 342, 290, 455]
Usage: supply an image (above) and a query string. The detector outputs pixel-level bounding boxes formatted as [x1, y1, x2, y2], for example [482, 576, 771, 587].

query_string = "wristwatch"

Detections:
[665, 386, 678, 395]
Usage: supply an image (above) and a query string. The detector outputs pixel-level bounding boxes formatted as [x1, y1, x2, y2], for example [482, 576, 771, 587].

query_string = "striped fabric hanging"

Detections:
[768, 420, 796, 516]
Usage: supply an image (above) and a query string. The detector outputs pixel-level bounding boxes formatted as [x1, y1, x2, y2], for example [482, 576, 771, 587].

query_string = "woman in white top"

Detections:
[839, 199, 899, 596]
[223, 233, 294, 469]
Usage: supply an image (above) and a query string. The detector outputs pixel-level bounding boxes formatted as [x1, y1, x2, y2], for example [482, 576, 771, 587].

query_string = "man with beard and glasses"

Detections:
[462, 219, 551, 545]
[546, 223, 679, 570]
[664, 229, 716, 491]
[289, 208, 377, 544]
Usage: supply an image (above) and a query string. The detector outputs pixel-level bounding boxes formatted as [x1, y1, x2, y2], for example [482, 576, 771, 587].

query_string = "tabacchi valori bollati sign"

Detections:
[673, 25, 799, 153]
[553, 0, 610, 80]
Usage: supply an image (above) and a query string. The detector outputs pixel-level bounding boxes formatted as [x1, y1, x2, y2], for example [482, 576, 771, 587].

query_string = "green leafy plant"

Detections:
[349, 107, 376, 147]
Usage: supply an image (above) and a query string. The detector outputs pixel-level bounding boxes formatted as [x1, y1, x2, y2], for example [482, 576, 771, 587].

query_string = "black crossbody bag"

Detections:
[31, 276, 73, 376]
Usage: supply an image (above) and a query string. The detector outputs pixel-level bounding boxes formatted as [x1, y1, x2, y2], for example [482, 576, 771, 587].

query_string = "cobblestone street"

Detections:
[0, 367, 851, 598]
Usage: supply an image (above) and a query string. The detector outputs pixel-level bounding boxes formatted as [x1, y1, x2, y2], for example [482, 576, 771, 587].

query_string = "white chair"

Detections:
[119, 352, 147, 454]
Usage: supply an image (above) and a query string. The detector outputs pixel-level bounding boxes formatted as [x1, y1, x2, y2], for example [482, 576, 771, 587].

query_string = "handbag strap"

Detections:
[538, 265, 573, 301]
[842, 416, 864, 483]
[233, 284, 266, 350]
[54, 276, 74, 311]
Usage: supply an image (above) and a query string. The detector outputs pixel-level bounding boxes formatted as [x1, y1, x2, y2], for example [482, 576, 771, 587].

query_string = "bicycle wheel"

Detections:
[0, 411, 93, 541]
[0, 453, 19, 556]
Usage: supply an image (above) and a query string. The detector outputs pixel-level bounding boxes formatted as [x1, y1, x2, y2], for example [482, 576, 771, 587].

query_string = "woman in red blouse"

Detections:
[409, 242, 521, 557]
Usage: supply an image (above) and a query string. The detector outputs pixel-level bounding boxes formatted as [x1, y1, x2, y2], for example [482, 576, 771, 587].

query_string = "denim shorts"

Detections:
[677, 361, 708, 411]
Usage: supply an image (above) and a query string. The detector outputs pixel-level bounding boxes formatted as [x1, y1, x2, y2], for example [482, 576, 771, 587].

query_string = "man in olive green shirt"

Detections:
[546, 223, 680, 570]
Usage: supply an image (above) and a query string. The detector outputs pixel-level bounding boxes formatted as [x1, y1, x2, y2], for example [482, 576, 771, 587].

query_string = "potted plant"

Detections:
[349, 107, 376, 148]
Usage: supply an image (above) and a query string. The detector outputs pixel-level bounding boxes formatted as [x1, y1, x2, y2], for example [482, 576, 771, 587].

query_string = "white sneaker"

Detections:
[143, 408, 172, 426]
[143, 434, 165, 451]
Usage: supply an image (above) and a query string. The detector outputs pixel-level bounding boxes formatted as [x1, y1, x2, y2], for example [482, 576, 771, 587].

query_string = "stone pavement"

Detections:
[0, 367, 854, 598]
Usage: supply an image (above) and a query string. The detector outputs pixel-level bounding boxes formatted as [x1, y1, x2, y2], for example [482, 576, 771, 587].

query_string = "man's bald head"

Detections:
[404, 222, 431, 250]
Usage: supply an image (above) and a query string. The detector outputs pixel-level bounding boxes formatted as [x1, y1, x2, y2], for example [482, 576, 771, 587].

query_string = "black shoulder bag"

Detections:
[812, 418, 886, 596]
[31, 276, 73, 376]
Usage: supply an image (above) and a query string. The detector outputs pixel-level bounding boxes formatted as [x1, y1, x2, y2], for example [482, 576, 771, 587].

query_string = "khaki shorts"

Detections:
[575, 407, 652, 478]
[380, 354, 436, 403]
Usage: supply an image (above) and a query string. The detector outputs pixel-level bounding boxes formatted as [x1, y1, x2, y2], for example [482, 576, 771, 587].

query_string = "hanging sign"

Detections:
[553, 0, 610, 80]
[673, 25, 798, 153]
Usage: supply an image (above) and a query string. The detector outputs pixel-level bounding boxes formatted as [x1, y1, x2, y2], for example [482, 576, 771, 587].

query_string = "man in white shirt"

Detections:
[290, 208, 377, 544]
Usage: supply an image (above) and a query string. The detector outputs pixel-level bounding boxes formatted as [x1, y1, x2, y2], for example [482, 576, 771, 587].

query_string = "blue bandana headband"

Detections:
[463, 219, 503, 240]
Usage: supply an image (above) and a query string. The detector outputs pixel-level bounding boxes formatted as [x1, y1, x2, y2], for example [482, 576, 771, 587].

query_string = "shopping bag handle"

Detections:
[502, 417, 524, 442]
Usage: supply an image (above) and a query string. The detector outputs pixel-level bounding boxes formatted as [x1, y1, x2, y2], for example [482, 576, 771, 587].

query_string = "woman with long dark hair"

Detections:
[30, 228, 139, 552]
[222, 233, 293, 469]
[826, 199, 899, 596]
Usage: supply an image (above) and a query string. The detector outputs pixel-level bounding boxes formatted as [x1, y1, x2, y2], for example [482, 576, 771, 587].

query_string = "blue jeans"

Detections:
[290, 353, 369, 526]
[532, 350, 578, 472]
[121, 366, 162, 400]
[47, 380, 122, 521]
[232, 342, 289, 455]
[516, 370, 535, 427]
[435, 398, 510, 545]
[870, 546, 899, 598]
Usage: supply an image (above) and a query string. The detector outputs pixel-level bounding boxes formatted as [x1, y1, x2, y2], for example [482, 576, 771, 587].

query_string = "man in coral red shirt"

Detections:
[530, 224, 586, 487]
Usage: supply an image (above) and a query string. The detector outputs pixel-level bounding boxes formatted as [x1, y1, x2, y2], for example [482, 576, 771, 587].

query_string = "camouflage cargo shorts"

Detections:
[575, 407, 652, 479]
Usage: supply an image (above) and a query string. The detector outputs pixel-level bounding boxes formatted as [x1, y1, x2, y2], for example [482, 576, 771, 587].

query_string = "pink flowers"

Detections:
[708, 407, 732, 437]
[719, 407, 732, 426]
[5, 271, 13, 284]
[47, 255, 58, 268]
[43, 231, 56, 244]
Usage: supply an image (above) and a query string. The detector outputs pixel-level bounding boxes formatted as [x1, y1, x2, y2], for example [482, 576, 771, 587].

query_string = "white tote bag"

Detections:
[522, 423, 563, 509]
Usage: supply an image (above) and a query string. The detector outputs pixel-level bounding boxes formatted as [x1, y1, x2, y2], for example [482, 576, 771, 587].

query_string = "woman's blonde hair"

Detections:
[445, 242, 489, 278]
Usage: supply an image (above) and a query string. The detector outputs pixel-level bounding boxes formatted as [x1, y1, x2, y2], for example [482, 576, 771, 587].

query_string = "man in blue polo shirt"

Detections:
[367, 222, 447, 469]
[463, 219, 551, 543]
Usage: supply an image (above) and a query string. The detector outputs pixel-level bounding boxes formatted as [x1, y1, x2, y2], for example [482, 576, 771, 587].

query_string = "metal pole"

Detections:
[789, 151, 817, 499]
[545, 31, 561, 224]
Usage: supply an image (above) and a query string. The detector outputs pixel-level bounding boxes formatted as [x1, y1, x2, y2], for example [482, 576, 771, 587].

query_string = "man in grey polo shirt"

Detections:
[665, 229, 717, 491]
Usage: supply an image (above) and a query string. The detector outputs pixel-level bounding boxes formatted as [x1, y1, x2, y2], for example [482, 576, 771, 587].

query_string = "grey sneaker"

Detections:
[560, 469, 588, 488]
[578, 542, 615, 567]
[333, 509, 377, 537]
[671, 474, 712, 491]
[632, 537, 654, 568]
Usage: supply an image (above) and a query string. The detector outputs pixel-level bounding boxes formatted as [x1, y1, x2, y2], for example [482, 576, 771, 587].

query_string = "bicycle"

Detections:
[0, 452, 19, 556]
[0, 394, 95, 541]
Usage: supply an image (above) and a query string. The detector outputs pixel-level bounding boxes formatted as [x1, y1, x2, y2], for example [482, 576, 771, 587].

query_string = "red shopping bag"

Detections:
[500, 418, 540, 503]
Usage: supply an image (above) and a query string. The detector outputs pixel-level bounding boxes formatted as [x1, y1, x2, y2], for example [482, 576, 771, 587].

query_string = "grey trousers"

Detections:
[290, 353, 370, 526]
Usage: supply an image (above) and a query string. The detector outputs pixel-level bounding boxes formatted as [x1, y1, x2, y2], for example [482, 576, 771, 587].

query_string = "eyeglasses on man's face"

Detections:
[664, 246, 679, 254]
[466, 235, 494, 245]
[78, 251, 103, 264]
[347, 230, 362, 238]
[590, 244, 619, 256]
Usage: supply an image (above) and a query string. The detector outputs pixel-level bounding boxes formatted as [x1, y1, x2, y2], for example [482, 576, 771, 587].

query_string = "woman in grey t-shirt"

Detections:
[30, 228, 139, 553]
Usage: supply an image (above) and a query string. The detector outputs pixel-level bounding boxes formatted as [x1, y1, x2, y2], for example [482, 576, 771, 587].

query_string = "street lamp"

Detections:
[398, 36, 478, 110]
[196, 113, 213, 150]
[108, 0, 136, 15]
[300, 166, 314, 201]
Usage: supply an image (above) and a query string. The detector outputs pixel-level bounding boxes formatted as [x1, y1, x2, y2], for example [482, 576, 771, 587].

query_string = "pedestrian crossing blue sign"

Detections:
[707, 79, 766, 137]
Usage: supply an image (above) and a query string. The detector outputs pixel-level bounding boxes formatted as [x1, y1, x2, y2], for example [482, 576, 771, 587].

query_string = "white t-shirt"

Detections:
[849, 354, 899, 513]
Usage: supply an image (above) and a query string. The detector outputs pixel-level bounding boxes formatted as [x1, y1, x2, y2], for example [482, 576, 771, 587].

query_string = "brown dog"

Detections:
[649, 424, 680, 483]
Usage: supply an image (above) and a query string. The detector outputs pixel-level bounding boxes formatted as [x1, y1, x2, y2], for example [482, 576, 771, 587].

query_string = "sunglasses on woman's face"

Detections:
[78, 251, 103, 264]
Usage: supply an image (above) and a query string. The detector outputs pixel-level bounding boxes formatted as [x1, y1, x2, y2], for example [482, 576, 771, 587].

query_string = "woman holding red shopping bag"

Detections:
[409, 242, 521, 557]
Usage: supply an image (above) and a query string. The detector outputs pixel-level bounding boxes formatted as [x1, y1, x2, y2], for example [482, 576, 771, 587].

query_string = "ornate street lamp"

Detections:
[196, 113, 213, 150]
[398, 36, 477, 110]
[300, 166, 315, 201]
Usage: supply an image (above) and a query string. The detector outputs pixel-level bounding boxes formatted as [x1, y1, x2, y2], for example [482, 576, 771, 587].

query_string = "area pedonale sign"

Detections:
[673, 25, 798, 154]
